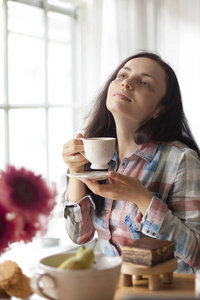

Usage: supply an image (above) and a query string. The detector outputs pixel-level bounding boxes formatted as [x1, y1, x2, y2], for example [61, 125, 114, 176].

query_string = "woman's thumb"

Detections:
[76, 133, 83, 139]
[109, 171, 127, 185]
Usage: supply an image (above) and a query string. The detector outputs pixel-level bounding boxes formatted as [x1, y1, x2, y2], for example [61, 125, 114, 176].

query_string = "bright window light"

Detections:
[0, 0, 77, 198]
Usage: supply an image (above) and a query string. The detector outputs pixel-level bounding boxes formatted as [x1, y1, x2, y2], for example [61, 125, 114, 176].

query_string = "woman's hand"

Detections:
[82, 171, 153, 215]
[62, 133, 88, 202]
[62, 133, 88, 173]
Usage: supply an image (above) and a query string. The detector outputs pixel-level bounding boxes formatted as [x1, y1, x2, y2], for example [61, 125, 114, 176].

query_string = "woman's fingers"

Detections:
[62, 133, 88, 172]
[62, 141, 82, 162]
[83, 175, 152, 215]
[83, 172, 150, 203]
[76, 132, 83, 139]
[82, 178, 126, 199]
[108, 171, 131, 185]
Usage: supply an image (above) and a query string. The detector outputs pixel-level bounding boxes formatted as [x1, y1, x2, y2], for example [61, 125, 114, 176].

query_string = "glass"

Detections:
[48, 107, 73, 193]
[48, 41, 72, 105]
[9, 109, 47, 176]
[8, 1, 44, 37]
[0, 110, 5, 169]
[8, 33, 45, 105]
[48, 11, 73, 43]
[1, 0, 76, 241]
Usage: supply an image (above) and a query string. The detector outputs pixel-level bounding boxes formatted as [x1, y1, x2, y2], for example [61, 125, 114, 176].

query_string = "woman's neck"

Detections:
[116, 128, 138, 162]
[114, 116, 140, 161]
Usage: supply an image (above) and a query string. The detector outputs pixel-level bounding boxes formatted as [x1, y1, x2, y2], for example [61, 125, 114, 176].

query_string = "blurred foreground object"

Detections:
[0, 260, 33, 298]
[0, 165, 57, 254]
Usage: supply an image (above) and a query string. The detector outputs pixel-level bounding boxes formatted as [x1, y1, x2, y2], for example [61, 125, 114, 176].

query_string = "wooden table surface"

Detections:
[114, 273, 195, 299]
[27, 272, 196, 300]
[1, 240, 196, 300]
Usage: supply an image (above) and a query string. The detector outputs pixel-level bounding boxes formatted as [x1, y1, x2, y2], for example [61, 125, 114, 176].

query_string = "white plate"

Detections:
[67, 171, 109, 181]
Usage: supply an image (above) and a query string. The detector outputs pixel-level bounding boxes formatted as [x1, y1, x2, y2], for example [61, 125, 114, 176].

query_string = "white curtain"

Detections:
[77, 0, 200, 145]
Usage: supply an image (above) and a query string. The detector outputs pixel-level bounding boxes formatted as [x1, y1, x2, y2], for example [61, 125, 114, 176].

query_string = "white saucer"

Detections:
[67, 171, 109, 181]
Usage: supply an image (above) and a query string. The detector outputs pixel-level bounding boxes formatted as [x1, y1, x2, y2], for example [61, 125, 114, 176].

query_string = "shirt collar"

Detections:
[111, 141, 160, 164]
[134, 141, 160, 162]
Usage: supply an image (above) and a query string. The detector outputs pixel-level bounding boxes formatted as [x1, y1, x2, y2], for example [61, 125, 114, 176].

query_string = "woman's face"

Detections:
[106, 57, 167, 129]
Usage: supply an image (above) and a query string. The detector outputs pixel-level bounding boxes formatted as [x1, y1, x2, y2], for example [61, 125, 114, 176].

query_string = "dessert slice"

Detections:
[122, 237, 174, 267]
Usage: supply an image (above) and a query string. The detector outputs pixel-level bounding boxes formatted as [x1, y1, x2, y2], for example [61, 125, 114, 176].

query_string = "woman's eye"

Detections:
[118, 73, 127, 79]
[140, 81, 150, 87]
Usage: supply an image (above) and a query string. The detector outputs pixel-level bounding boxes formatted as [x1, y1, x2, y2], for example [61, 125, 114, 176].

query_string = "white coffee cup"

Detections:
[80, 137, 116, 170]
[30, 252, 122, 300]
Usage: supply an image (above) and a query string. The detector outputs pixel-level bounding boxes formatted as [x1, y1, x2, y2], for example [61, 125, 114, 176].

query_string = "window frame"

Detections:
[1, 0, 78, 185]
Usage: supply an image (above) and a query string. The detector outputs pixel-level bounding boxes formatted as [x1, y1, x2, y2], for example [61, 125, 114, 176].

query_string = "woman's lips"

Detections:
[114, 90, 132, 102]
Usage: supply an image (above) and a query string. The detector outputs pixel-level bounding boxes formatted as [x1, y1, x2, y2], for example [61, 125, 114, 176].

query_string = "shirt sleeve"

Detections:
[63, 193, 96, 245]
[140, 148, 200, 271]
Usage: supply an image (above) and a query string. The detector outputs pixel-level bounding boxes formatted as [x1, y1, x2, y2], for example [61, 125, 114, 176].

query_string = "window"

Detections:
[0, 0, 78, 197]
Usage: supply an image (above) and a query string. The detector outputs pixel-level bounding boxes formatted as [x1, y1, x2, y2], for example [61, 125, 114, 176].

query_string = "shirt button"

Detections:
[106, 210, 109, 214]
[152, 232, 156, 236]
[146, 229, 150, 234]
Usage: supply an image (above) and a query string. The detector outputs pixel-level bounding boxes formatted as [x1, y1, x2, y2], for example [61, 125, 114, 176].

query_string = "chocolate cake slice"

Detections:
[122, 237, 174, 267]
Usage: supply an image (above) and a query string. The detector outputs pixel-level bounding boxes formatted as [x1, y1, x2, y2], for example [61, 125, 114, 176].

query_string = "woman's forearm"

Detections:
[67, 177, 87, 203]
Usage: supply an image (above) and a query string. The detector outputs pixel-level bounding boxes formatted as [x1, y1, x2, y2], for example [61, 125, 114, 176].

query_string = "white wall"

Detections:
[77, 0, 200, 145]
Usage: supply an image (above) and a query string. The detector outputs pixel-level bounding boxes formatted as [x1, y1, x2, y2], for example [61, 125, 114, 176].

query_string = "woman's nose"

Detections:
[121, 78, 134, 90]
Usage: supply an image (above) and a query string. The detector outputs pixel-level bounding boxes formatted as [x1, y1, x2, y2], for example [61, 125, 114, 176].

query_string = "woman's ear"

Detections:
[153, 105, 165, 119]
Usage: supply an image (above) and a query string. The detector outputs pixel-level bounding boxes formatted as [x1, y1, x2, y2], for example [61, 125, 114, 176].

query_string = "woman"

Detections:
[62, 51, 200, 273]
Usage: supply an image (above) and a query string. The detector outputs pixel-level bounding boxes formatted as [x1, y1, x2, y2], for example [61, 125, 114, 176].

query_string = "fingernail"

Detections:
[109, 171, 116, 177]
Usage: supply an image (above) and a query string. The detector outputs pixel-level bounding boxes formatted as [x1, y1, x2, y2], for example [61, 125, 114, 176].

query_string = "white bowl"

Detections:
[31, 251, 122, 300]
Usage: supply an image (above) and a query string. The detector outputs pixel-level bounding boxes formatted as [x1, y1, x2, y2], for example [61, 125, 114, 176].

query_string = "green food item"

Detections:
[58, 246, 94, 270]
[58, 246, 85, 269]
[65, 248, 94, 270]
[76, 245, 85, 256]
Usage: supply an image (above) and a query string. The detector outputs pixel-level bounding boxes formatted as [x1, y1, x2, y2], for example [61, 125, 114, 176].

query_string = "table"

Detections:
[0, 239, 196, 300]
[13, 273, 195, 300]
[115, 273, 195, 299]
[26, 273, 196, 300]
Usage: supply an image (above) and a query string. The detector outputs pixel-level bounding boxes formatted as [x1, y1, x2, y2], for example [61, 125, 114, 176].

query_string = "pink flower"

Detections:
[1, 166, 57, 218]
[15, 216, 47, 243]
[0, 165, 57, 249]
[0, 204, 21, 253]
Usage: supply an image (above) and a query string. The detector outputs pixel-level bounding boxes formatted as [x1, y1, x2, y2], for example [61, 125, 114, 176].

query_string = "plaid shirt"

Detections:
[63, 140, 200, 274]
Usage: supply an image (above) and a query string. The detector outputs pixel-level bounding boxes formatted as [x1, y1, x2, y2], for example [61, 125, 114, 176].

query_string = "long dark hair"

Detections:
[83, 51, 200, 215]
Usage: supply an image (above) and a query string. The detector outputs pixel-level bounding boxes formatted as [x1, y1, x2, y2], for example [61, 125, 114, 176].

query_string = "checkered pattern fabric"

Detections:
[63, 141, 200, 273]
